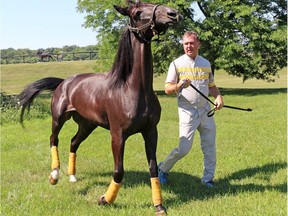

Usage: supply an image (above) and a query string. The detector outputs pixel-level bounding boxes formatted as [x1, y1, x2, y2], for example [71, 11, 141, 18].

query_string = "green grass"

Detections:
[1, 61, 287, 215]
[1, 60, 109, 94]
[1, 61, 287, 94]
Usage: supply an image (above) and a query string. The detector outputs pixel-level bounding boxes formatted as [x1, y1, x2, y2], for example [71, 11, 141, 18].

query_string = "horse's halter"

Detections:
[127, 5, 160, 42]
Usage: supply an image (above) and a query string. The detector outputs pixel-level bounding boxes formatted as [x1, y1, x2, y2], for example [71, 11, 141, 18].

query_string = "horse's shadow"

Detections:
[78, 161, 286, 208]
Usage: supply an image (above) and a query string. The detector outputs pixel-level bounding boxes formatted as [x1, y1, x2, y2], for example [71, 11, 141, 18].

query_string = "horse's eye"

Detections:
[136, 11, 142, 17]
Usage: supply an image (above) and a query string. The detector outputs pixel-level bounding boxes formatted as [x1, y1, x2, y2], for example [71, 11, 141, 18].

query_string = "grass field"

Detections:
[1, 61, 287, 215]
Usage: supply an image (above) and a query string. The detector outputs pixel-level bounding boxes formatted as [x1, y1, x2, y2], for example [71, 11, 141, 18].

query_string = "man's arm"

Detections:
[165, 79, 191, 95]
[209, 85, 224, 110]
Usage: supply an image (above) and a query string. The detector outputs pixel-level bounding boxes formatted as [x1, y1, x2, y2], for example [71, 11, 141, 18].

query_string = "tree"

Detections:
[194, 0, 287, 81]
[77, 0, 287, 81]
[77, 0, 128, 66]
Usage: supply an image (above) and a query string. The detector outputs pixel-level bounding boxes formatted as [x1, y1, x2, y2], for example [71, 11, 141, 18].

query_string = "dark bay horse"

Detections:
[19, 1, 182, 214]
[37, 50, 54, 61]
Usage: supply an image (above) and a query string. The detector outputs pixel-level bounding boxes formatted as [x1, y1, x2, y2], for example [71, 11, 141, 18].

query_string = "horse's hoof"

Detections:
[155, 205, 167, 216]
[49, 169, 59, 185]
[69, 175, 77, 183]
[49, 175, 58, 185]
[98, 195, 109, 205]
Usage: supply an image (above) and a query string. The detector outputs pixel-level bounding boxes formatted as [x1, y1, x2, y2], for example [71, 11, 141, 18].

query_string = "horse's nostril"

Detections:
[167, 12, 177, 18]
[167, 12, 183, 21]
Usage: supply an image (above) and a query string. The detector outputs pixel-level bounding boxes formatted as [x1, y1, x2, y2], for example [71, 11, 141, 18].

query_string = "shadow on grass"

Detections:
[80, 161, 286, 209]
[155, 88, 287, 97]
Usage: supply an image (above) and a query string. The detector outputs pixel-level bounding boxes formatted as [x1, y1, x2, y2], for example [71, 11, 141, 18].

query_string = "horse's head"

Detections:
[114, 0, 182, 42]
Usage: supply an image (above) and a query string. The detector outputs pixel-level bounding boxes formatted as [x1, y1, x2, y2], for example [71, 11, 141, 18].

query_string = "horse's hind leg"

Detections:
[68, 115, 96, 182]
[142, 127, 166, 215]
[49, 113, 70, 185]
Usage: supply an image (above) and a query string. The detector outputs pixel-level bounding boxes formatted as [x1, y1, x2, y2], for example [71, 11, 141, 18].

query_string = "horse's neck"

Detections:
[130, 36, 154, 94]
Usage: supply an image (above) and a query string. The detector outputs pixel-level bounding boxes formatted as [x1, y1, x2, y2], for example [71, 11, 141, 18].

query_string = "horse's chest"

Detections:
[126, 99, 160, 128]
[125, 97, 159, 118]
[105, 91, 161, 131]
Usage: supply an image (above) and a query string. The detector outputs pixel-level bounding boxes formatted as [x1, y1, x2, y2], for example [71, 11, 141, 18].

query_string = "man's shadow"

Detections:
[79, 161, 286, 208]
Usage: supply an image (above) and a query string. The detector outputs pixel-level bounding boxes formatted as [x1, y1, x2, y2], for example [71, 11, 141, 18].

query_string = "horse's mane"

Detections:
[109, 28, 134, 88]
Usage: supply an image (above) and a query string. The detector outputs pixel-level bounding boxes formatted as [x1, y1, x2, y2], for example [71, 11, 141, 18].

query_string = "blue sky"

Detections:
[0, 0, 97, 49]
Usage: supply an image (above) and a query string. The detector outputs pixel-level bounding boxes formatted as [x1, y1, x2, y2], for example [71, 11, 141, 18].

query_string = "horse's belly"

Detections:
[78, 106, 109, 126]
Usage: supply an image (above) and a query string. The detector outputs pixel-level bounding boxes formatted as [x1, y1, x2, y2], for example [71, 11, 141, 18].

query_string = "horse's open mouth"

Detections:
[166, 20, 178, 26]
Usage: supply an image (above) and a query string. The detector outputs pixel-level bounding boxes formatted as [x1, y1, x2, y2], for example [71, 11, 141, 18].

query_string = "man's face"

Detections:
[183, 35, 200, 59]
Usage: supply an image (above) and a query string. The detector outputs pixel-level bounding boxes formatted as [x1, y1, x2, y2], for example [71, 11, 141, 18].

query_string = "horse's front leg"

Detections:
[98, 132, 125, 205]
[142, 127, 166, 215]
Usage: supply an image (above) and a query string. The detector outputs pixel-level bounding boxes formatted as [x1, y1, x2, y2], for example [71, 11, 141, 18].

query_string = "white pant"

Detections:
[160, 106, 216, 183]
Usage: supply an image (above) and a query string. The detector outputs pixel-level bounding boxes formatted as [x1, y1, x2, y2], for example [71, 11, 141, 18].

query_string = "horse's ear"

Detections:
[127, 0, 137, 4]
[128, 0, 141, 6]
[114, 5, 129, 16]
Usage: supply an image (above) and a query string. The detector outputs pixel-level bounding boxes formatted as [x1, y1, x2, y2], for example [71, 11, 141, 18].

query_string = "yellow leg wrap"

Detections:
[68, 153, 76, 175]
[151, 177, 162, 206]
[104, 179, 121, 204]
[51, 146, 60, 170]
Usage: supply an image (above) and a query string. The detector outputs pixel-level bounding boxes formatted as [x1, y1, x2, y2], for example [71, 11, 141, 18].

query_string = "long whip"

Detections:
[179, 82, 253, 117]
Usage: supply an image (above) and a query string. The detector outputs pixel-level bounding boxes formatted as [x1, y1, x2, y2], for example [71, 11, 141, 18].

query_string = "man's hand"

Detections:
[179, 78, 191, 88]
[214, 95, 224, 110]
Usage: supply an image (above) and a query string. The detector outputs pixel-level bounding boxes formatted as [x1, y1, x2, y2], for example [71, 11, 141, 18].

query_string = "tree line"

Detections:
[77, 0, 287, 81]
[0, 45, 98, 64]
[1, 0, 286, 81]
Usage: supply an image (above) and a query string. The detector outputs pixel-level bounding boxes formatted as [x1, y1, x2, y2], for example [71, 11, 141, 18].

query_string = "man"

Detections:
[158, 31, 224, 187]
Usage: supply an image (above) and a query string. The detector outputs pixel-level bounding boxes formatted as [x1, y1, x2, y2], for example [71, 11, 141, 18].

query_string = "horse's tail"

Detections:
[18, 77, 64, 124]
